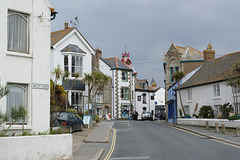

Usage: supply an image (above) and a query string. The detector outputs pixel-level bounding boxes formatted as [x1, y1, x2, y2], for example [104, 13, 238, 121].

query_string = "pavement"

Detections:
[71, 121, 114, 160]
[157, 120, 240, 146]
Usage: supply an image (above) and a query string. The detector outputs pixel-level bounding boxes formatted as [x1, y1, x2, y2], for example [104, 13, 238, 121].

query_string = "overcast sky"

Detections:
[49, 0, 240, 88]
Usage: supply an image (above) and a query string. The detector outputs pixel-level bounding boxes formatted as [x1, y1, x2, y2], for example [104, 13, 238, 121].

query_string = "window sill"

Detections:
[213, 97, 221, 100]
[3, 124, 32, 130]
[6, 51, 33, 58]
[187, 100, 192, 103]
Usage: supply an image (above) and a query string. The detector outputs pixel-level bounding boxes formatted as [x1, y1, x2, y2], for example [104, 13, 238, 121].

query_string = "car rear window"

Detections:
[58, 113, 68, 120]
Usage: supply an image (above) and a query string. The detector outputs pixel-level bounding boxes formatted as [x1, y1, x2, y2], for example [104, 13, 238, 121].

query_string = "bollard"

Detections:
[205, 121, 209, 130]
[221, 124, 226, 134]
[215, 123, 219, 133]
[236, 126, 240, 137]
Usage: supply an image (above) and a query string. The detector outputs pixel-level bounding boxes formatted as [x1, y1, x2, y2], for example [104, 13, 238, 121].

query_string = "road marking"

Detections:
[127, 121, 130, 126]
[173, 127, 206, 138]
[104, 128, 117, 160]
[110, 156, 150, 160]
[211, 139, 240, 149]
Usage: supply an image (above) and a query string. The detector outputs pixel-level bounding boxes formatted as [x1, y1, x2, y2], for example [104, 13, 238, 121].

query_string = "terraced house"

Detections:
[177, 51, 240, 117]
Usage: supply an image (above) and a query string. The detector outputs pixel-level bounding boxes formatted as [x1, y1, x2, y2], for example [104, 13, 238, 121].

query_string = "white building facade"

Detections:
[50, 25, 94, 112]
[177, 52, 240, 117]
[99, 57, 135, 119]
[0, 0, 52, 133]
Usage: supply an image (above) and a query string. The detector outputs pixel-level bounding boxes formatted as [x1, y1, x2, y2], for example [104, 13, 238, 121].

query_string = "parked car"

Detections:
[52, 112, 83, 133]
[141, 111, 153, 121]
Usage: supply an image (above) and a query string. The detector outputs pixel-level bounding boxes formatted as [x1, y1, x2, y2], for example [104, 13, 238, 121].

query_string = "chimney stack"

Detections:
[203, 43, 215, 62]
[95, 48, 102, 69]
[64, 21, 69, 29]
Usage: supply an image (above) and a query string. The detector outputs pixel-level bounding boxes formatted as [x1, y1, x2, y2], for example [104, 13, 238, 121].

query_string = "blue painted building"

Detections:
[167, 67, 201, 124]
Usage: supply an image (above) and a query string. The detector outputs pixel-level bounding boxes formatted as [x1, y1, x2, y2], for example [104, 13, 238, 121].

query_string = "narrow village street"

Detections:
[101, 120, 240, 160]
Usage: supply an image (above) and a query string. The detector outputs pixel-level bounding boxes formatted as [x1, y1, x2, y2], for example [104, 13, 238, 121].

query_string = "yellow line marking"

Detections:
[104, 128, 117, 160]
[211, 139, 240, 149]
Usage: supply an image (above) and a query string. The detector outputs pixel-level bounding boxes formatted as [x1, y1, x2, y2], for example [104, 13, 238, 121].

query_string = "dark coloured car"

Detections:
[52, 112, 83, 133]
[141, 111, 153, 121]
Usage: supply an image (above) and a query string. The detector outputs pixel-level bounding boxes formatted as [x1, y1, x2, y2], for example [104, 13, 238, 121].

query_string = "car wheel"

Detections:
[80, 123, 83, 131]
[69, 126, 73, 133]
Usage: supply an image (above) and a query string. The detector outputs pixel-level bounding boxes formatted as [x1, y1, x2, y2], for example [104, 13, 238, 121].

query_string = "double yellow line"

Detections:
[104, 128, 117, 160]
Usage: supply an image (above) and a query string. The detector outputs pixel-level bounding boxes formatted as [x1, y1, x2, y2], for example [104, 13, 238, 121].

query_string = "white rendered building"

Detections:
[50, 23, 94, 112]
[0, 0, 52, 133]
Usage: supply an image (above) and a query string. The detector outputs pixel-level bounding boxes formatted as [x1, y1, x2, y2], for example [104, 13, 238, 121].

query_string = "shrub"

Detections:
[228, 116, 240, 121]
[198, 105, 214, 118]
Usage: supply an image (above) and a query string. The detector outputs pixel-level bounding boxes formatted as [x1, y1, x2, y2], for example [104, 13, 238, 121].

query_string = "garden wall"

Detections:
[177, 118, 240, 128]
[0, 134, 72, 160]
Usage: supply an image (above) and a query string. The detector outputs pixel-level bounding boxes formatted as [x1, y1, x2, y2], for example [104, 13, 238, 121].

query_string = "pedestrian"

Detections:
[135, 111, 138, 120]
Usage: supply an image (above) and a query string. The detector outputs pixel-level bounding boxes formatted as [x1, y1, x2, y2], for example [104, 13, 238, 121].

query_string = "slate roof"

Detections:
[101, 57, 132, 71]
[51, 28, 74, 46]
[135, 78, 159, 92]
[179, 51, 240, 89]
[176, 45, 203, 61]
[51, 28, 95, 52]
[60, 44, 86, 54]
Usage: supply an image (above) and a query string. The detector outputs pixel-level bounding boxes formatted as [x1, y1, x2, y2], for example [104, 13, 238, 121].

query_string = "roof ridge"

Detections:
[209, 51, 240, 62]
[115, 57, 119, 68]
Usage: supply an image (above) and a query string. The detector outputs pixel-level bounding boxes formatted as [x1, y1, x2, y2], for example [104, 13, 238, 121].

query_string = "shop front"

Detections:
[121, 104, 130, 119]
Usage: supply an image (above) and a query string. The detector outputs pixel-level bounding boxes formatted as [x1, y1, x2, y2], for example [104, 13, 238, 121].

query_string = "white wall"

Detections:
[177, 81, 234, 117]
[51, 29, 93, 84]
[0, 134, 72, 160]
[0, 0, 51, 132]
[155, 88, 165, 106]
[136, 91, 155, 119]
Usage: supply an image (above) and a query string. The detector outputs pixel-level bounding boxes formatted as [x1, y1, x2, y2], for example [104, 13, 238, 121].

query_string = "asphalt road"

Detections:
[108, 120, 240, 160]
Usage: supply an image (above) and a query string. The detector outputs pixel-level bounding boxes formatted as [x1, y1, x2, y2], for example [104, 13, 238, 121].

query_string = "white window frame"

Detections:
[96, 93, 103, 103]
[7, 11, 29, 53]
[187, 88, 192, 101]
[121, 88, 129, 100]
[71, 92, 83, 107]
[122, 71, 128, 82]
[183, 106, 190, 116]
[72, 55, 83, 78]
[6, 84, 28, 123]
[142, 93, 147, 104]
[213, 84, 220, 97]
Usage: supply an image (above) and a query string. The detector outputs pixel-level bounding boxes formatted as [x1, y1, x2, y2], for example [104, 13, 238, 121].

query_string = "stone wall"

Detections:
[177, 118, 240, 128]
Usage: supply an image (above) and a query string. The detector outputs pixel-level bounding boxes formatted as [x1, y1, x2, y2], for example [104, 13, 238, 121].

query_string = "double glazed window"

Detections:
[8, 11, 28, 53]
[7, 84, 28, 122]
[121, 88, 129, 100]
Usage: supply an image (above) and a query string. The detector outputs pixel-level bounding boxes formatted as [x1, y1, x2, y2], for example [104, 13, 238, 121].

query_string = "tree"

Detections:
[62, 71, 79, 110]
[83, 71, 110, 115]
[226, 78, 239, 115]
[0, 85, 9, 134]
[52, 64, 62, 99]
[172, 71, 186, 116]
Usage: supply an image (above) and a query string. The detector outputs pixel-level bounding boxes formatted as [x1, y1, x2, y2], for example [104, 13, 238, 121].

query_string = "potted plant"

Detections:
[219, 103, 233, 119]
[198, 105, 214, 118]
